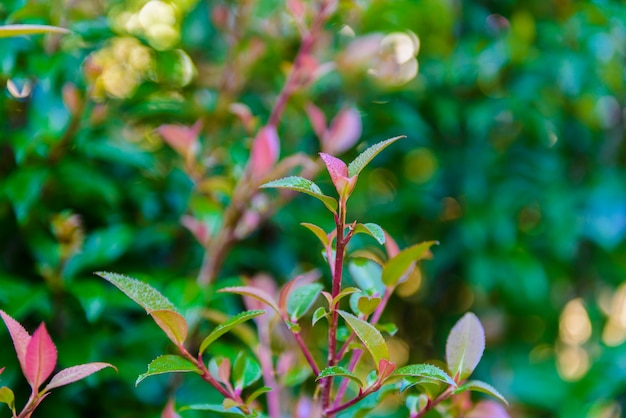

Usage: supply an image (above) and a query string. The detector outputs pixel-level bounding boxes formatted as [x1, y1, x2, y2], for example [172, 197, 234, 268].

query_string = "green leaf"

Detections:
[357, 295, 381, 316]
[455, 380, 508, 405]
[316, 366, 363, 387]
[281, 366, 312, 387]
[260, 176, 337, 212]
[136, 355, 201, 386]
[301, 223, 330, 247]
[150, 310, 188, 346]
[312, 307, 328, 326]
[219, 286, 280, 315]
[353, 223, 386, 245]
[181, 404, 246, 417]
[287, 283, 323, 322]
[337, 310, 389, 368]
[199, 310, 265, 355]
[0, 24, 70, 38]
[349, 258, 385, 294]
[0, 386, 15, 410]
[246, 386, 272, 404]
[95, 272, 177, 313]
[381, 241, 438, 287]
[375, 322, 398, 336]
[331, 287, 360, 308]
[387, 364, 456, 386]
[347, 136, 404, 177]
[233, 353, 262, 390]
[446, 312, 485, 382]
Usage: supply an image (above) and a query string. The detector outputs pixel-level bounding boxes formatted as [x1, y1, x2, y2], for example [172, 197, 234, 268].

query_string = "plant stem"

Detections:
[324, 384, 379, 416]
[415, 387, 455, 418]
[293, 331, 321, 376]
[257, 322, 281, 418]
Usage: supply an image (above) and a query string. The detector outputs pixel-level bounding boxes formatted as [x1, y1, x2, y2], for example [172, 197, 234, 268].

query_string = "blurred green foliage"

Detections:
[1, 0, 626, 417]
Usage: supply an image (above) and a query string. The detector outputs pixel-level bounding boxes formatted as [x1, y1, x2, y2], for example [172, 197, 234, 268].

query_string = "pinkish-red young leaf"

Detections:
[157, 120, 202, 159]
[250, 125, 280, 178]
[180, 215, 210, 245]
[162, 398, 182, 418]
[384, 232, 400, 258]
[305, 103, 327, 140]
[150, 310, 188, 346]
[0, 310, 31, 374]
[229, 103, 255, 133]
[319, 153, 356, 197]
[323, 107, 362, 155]
[24, 323, 57, 391]
[377, 359, 396, 381]
[217, 357, 231, 384]
[287, 0, 305, 19]
[0, 367, 4, 375]
[466, 400, 510, 418]
[44, 362, 116, 391]
[219, 286, 280, 315]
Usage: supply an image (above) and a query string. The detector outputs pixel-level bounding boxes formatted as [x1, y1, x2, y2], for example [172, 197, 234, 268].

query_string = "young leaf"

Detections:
[300, 223, 329, 247]
[316, 366, 363, 387]
[250, 125, 280, 178]
[44, 362, 117, 391]
[455, 380, 508, 405]
[162, 398, 182, 418]
[312, 307, 328, 326]
[466, 400, 511, 418]
[95, 272, 177, 313]
[381, 241, 438, 287]
[150, 310, 188, 346]
[446, 312, 485, 382]
[233, 353, 262, 390]
[260, 176, 337, 212]
[319, 153, 357, 198]
[387, 364, 456, 386]
[199, 310, 265, 355]
[287, 283, 323, 322]
[219, 286, 280, 314]
[0, 24, 70, 38]
[24, 323, 57, 391]
[305, 102, 327, 140]
[246, 386, 272, 404]
[0, 387, 14, 410]
[337, 310, 389, 368]
[353, 223, 386, 245]
[323, 106, 362, 155]
[331, 287, 360, 308]
[357, 295, 381, 316]
[136, 355, 201, 386]
[0, 310, 31, 373]
[347, 136, 404, 177]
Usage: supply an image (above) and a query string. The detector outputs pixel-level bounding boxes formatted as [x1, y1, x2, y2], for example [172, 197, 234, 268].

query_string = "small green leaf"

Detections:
[347, 136, 404, 177]
[260, 176, 337, 212]
[181, 404, 246, 416]
[301, 223, 330, 247]
[0, 386, 15, 410]
[349, 258, 385, 294]
[233, 353, 262, 390]
[287, 283, 323, 322]
[150, 310, 188, 346]
[381, 241, 438, 287]
[387, 364, 456, 386]
[375, 322, 398, 336]
[0, 24, 70, 38]
[199, 310, 265, 355]
[96, 272, 177, 313]
[312, 307, 328, 326]
[455, 380, 508, 405]
[246, 386, 272, 404]
[136, 355, 200, 386]
[353, 223, 385, 245]
[446, 312, 485, 382]
[219, 286, 280, 314]
[338, 310, 389, 368]
[316, 366, 363, 387]
[281, 366, 312, 387]
[331, 287, 360, 308]
[357, 295, 381, 316]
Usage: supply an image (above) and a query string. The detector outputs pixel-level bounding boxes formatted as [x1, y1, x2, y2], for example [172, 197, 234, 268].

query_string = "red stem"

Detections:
[293, 331, 321, 376]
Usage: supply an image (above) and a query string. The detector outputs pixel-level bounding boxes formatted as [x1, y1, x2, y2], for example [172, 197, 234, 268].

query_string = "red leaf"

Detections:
[24, 324, 57, 391]
[44, 362, 116, 391]
[319, 153, 356, 197]
[0, 310, 31, 375]
[250, 125, 280, 178]
[180, 215, 210, 245]
[323, 107, 361, 155]
[466, 400, 510, 418]
[384, 232, 400, 258]
[157, 120, 201, 160]
[305, 103, 327, 140]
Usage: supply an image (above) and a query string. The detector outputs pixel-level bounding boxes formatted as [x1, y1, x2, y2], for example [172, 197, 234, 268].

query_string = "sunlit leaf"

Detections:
[387, 364, 456, 386]
[300, 223, 329, 247]
[347, 136, 404, 177]
[353, 223, 385, 245]
[199, 310, 264, 355]
[150, 310, 188, 346]
[312, 307, 328, 326]
[446, 312, 485, 382]
[220, 285, 280, 313]
[357, 295, 381, 316]
[331, 287, 360, 308]
[287, 283, 323, 322]
[45, 362, 117, 391]
[24, 323, 57, 391]
[316, 366, 363, 387]
[136, 355, 200, 386]
[0, 24, 70, 38]
[260, 176, 337, 212]
[0, 387, 14, 410]
[455, 380, 508, 405]
[381, 241, 438, 287]
[338, 310, 389, 368]
[246, 386, 272, 404]
[96, 272, 177, 313]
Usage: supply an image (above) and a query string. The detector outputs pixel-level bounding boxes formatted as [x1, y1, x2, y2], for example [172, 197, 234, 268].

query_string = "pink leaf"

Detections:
[0, 310, 31, 375]
[384, 232, 400, 258]
[217, 357, 231, 384]
[180, 215, 210, 245]
[24, 323, 57, 391]
[319, 153, 356, 197]
[250, 125, 280, 178]
[378, 358, 396, 381]
[44, 362, 116, 391]
[287, 0, 305, 19]
[157, 120, 202, 160]
[162, 398, 182, 418]
[323, 107, 361, 155]
[0, 367, 4, 375]
[305, 103, 327, 140]
[466, 400, 510, 418]
[228, 103, 255, 133]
